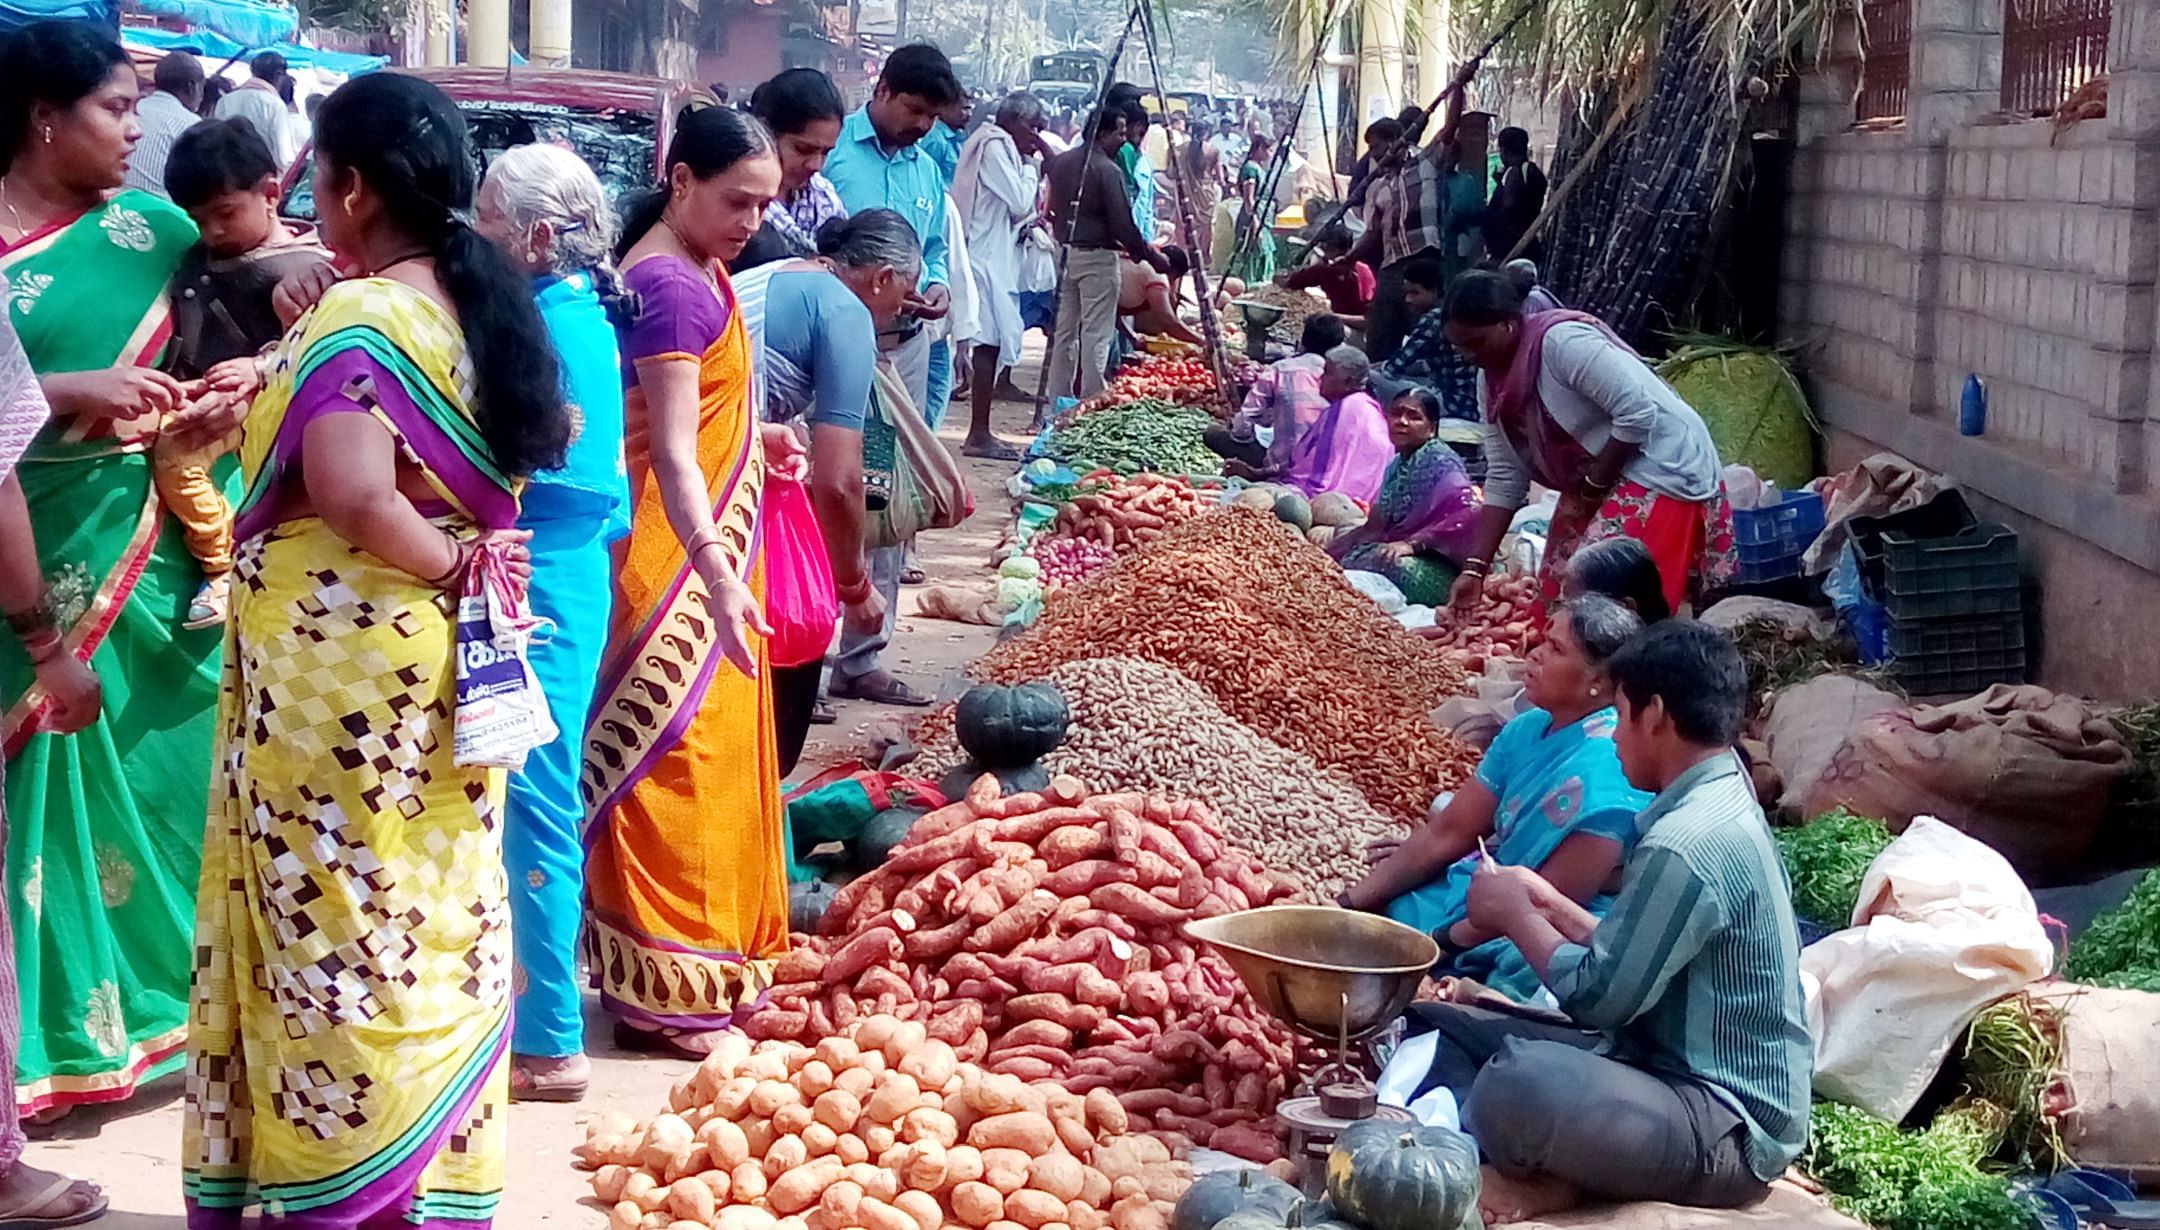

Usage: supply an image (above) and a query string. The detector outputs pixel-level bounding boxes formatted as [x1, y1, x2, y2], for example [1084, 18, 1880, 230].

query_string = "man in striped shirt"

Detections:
[1417, 620, 1811, 1224]
[124, 52, 205, 199]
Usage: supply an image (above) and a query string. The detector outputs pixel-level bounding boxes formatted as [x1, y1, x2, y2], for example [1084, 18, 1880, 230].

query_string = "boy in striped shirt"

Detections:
[1418, 620, 1812, 1224]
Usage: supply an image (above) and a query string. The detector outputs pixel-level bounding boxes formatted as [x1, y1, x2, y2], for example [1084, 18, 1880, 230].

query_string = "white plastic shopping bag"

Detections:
[1801, 816, 2054, 1121]
[452, 539, 558, 769]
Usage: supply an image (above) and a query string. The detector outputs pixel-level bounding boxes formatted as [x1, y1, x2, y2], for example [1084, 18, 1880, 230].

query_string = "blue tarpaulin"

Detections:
[129, 0, 293, 44]
[0, 0, 120, 34]
[122, 24, 386, 75]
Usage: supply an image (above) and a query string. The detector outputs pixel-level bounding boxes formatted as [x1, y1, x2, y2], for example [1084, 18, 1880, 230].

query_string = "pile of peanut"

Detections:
[966, 509, 1479, 822]
[917, 658, 1403, 896]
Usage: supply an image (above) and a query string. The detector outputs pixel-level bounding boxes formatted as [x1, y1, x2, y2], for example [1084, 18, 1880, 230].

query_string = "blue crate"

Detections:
[1731, 490, 1827, 583]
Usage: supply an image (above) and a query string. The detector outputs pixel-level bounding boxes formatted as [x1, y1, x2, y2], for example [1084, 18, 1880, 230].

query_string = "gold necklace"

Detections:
[0, 179, 28, 239]
[659, 213, 717, 285]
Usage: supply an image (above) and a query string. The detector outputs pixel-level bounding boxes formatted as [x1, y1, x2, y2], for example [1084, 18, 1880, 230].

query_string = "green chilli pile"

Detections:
[1044, 401, 1223, 478]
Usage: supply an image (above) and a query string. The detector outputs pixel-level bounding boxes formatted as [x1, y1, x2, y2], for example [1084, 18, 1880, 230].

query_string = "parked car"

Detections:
[281, 66, 714, 220]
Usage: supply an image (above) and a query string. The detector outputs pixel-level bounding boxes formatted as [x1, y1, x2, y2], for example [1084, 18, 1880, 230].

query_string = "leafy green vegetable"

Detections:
[1044, 401, 1224, 478]
[2066, 865, 2160, 991]
[1773, 810, 1895, 929]
[1657, 337, 1818, 491]
[1801, 1102, 2030, 1230]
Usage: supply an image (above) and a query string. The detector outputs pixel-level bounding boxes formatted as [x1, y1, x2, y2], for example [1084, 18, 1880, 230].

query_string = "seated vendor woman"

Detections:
[1118, 245, 1204, 345]
[1339, 595, 1649, 999]
[1415, 622, 1810, 1224]
[1224, 344, 1392, 503]
[1325, 389, 1480, 607]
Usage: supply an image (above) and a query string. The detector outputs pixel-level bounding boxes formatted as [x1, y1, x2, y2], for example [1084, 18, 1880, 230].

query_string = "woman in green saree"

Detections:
[0, 20, 227, 1117]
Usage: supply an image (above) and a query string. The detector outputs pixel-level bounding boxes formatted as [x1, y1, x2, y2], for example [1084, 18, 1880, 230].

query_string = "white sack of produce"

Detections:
[1802, 816, 2054, 1123]
[1761, 676, 1904, 817]
[2030, 983, 2160, 1185]
[1344, 571, 1408, 616]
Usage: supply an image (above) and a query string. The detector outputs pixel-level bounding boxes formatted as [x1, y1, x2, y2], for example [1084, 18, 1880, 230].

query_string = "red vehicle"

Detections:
[281, 66, 715, 219]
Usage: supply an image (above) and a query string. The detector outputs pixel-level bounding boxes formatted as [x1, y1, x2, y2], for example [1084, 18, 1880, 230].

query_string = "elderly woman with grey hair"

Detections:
[1225, 343, 1395, 503]
[951, 89, 1050, 460]
[728, 209, 923, 761]
[473, 141, 634, 1101]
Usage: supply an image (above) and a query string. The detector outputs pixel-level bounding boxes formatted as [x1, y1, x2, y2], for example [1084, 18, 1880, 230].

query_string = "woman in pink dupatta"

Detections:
[1228, 344, 1393, 504]
[1439, 271, 1735, 614]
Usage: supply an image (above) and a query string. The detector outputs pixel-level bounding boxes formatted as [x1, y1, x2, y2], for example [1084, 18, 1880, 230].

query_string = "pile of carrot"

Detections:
[1046, 473, 1220, 555]
[1420, 572, 1545, 670]
[742, 773, 1301, 1163]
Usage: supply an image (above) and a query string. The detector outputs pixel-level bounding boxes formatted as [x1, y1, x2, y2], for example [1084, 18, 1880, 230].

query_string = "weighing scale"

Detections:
[1186, 906, 1439, 1194]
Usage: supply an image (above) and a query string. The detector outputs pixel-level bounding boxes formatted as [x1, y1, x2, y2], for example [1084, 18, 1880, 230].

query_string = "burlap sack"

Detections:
[1763, 676, 1906, 817]
[2033, 983, 2160, 1185]
[1806, 685, 2132, 880]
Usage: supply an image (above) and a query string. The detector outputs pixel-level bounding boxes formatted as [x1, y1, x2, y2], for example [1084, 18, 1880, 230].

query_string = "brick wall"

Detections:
[1778, 0, 2160, 697]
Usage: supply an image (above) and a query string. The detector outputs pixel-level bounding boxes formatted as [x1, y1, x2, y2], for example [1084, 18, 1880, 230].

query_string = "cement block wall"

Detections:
[1778, 0, 2160, 698]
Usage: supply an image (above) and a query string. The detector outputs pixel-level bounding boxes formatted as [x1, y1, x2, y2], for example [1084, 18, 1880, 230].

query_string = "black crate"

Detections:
[1881, 523, 2021, 620]
[1887, 611, 2027, 694]
[1850, 490, 1978, 596]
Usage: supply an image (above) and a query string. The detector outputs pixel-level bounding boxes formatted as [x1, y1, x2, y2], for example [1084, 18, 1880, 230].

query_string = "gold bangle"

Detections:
[424, 538, 470, 588]
[692, 539, 741, 585]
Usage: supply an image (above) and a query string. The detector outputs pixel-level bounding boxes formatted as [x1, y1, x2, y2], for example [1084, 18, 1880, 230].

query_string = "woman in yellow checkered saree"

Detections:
[182, 75, 570, 1229]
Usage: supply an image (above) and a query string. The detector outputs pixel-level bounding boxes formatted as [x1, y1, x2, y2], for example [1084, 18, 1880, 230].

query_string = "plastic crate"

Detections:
[1731, 490, 1827, 583]
[1850, 490, 1977, 597]
[1880, 523, 2020, 620]
[1887, 611, 2027, 694]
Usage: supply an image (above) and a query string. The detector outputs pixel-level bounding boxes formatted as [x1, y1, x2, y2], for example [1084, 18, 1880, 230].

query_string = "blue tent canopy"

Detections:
[129, 0, 293, 44]
[0, 0, 120, 34]
[123, 24, 386, 75]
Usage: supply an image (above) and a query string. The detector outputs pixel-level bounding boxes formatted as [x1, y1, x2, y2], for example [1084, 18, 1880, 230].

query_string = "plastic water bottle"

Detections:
[1959, 375, 1987, 437]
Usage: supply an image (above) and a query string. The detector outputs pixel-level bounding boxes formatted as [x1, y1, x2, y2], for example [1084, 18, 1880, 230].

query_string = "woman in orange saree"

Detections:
[584, 106, 795, 1055]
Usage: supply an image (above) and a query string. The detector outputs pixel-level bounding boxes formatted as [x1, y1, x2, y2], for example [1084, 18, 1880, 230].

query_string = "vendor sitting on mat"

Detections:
[1415, 621, 1810, 1224]
[1339, 595, 1649, 998]
[1324, 389, 1481, 608]
[1223, 343, 1393, 503]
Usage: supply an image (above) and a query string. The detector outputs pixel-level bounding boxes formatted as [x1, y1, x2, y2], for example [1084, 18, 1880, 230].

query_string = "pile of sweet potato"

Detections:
[743, 774, 1299, 1161]
[576, 1015, 1192, 1230]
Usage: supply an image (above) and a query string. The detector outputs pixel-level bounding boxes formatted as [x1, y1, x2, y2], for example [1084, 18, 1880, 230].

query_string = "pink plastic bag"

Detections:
[764, 476, 839, 668]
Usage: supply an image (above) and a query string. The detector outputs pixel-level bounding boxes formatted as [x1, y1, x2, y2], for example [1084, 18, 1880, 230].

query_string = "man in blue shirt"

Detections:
[1412, 621, 1811, 1225]
[822, 43, 964, 707]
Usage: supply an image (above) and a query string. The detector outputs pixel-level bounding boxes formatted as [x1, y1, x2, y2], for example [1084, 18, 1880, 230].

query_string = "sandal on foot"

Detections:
[183, 574, 230, 631]
[960, 439, 1022, 462]
[509, 1056, 590, 1103]
[809, 698, 838, 725]
[899, 565, 927, 586]
[611, 1020, 719, 1062]
[827, 673, 933, 708]
[0, 1176, 107, 1229]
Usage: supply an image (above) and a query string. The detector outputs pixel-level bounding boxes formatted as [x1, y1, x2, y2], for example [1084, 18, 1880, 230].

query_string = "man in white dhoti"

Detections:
[951, 91, 1049, 460]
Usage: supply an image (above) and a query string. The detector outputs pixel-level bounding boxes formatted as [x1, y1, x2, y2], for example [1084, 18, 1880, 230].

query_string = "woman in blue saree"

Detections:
[1326, 388, 1480, 606]
[1338, 595, 1650, 1000]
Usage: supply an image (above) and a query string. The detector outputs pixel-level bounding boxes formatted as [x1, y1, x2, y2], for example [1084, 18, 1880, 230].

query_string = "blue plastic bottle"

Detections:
[1959, 374, 1987, 437]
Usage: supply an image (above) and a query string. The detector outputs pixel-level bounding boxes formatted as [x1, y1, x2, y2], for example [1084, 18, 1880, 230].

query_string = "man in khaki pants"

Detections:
[1042, 105, 1169, 403]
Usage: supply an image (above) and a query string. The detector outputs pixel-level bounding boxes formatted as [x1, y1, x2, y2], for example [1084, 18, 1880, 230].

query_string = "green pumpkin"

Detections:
[937, 760, 1052, 805]
[849, 805, 928, 871]
[1171, 1170, 1304, 1230]
[953, 682, 1071, 767]
[1274, 492, 1314, 532]
[1325, 1120, 1481, 1230]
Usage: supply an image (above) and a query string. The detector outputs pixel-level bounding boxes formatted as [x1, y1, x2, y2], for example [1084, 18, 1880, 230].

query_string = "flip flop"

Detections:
[899, 565, 928, 586]
[611, 1020, 719, 1062]
[0, 1175, 108, 1229]
[828, 673, 933, 708]
[809, 698, 838, 725]
[961, 439, 1023, 462]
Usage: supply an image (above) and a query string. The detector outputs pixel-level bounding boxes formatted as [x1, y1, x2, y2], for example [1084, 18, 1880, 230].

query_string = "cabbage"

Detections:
[999, 555, 1043, 580]
[995, 575, 1042, 610]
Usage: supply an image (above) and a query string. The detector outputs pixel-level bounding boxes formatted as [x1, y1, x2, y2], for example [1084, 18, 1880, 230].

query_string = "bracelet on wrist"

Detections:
[424, 538, 470, 588]
[5, 592, 57, 639]
[20, 629, 63, 663]
[1460, 559, 1489, 578]
[835, 575, 874, 605]
[692, 540, 741, 585]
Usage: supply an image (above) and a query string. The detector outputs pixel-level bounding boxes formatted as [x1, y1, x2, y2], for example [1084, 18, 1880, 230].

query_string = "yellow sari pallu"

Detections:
[583, 259, 789, 1032]
[183, 280, 521, 1229]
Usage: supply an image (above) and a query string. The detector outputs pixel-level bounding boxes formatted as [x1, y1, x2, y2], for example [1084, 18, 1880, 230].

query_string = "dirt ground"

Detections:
[21, 350, 1032, 1228]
